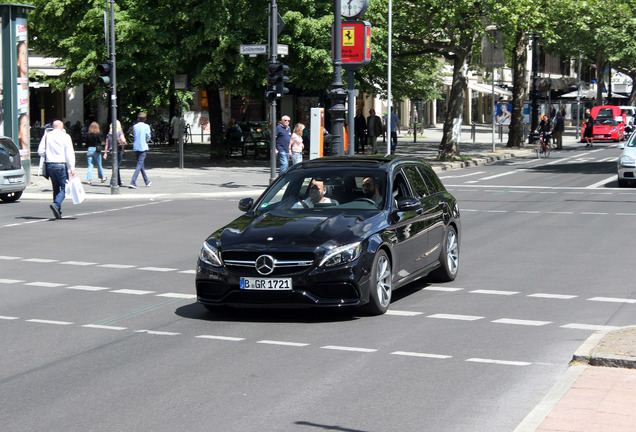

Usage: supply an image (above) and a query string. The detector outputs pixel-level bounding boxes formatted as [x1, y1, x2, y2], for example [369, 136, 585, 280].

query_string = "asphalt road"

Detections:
[2, 142, 635, 432]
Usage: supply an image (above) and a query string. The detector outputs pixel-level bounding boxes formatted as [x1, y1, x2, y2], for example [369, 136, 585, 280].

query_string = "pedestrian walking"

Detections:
[354, 108, 367, 154]
[104, 120, 127, 187]
[85, 121, 107, 185]
[129, 112, 152, 189]
[584, 108, 594, 147]
[170, 114, 186, 152]
[37, 120, 76, 219]
[383, 108, 400, 153]
[290, 122, 305, 165]
[366, 108, 383, 155]
[276, 115, 291, 176]
[553, 111, 565, 149]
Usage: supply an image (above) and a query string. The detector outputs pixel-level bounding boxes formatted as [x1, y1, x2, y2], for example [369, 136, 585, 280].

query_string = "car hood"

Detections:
[213, 210, 385, 251]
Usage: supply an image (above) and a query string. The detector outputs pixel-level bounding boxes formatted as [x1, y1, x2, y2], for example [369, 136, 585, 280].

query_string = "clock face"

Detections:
[341, 0, 368, 18]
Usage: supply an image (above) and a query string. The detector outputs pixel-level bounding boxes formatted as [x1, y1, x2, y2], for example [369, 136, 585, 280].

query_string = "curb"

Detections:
[572, 325, 636, 369]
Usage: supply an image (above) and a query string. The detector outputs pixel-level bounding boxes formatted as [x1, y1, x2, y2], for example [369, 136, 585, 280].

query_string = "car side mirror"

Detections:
[238, 198, 254, 212]
[618, 143, 626, 150]
[396, 196, 421, 212]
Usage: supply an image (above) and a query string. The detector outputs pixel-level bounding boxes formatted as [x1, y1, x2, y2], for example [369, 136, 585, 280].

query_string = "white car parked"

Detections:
[617, 133, 636, 187]
[0, 137, 27, 202]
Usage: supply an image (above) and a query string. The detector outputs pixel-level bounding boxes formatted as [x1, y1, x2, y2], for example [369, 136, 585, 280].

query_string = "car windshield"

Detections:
[594, 119, 620, 126]
[255, 167, 387, 214]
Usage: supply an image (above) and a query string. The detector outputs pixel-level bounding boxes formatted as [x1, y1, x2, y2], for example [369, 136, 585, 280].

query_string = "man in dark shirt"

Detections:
[276, 115, 291, 176]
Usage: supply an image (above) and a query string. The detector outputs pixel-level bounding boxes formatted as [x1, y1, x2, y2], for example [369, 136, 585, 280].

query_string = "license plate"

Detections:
[240, 277, 292, 290]
[8, 177, 22, 184]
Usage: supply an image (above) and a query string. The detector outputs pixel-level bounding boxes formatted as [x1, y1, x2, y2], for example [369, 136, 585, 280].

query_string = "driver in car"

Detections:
[362, 176, 383, 207]
[294, 178, 338, 208]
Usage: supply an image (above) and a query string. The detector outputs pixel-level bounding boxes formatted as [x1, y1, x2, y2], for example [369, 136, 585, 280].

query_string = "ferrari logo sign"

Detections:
[332, 21, 371, 71]
[343, 26, 355, 46]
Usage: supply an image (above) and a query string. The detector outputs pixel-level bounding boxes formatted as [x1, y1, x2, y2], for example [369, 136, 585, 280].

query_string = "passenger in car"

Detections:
[362, 176, 383, 206]
[294, 178, 339, 208]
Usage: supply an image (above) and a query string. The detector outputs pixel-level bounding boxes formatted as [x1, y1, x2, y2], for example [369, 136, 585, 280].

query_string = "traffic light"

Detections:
[266, 62, 290, 101]
[96, 61, 112, 86]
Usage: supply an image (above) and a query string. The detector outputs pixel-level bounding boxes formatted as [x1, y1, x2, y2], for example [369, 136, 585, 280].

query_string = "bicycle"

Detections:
[183, 123, 192, 145]
[536, 132, 552, 158]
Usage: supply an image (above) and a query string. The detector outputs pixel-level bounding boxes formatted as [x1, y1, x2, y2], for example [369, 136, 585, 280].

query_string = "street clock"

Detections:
[341, 0, 369, 18]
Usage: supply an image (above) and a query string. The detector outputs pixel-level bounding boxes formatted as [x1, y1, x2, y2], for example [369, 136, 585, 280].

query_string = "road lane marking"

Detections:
[27, 319, 73, 325]
[492, 318, 552, 326]
[0, 315, 19, 320]
[321, 345, 377, 353]
[424, 287, 464, 292]
[22, 258, 58, 263]
[438, 171, 486, 179]
[479, 171, 521, 181]
[0, 255, 22, 260]
[67, 285, 110, 292]
[98, 264, 137, 269]
[428, 314, 483, 321]
[179, 270, 196, 274]
[470, 289, 519, 296]
[528, 293, 578, 300]
[24, 282, 66, 288]
[257, 340, 310, 347]
[156, 293, 197, 299]
[391, 351, 452, 359]
[588, 297, 636, 304]
[560, 323, 621, 331]
[0, 279, 25, 284]
[386, 310, 423, 316]
[585, 175, 616, 189]
[135, 330, 181, 336]
[110, 289, 155, 295]
[196, 335, 245, 341]
[466, 358, 531, 366]
[60, 261, 97, 266]
[82, 324, 127, 331]
[137, 267, 178, 272]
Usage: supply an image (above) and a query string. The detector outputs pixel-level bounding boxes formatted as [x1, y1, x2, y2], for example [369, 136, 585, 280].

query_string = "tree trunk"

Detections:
[596, 50, 605, 106]
[206, 84, 225, 157]
[438, 51, 469, 159]
[507, 29, 527, 148]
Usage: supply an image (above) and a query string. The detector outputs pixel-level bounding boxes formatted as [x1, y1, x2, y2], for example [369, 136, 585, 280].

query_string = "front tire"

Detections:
[362, 250, 392, 315]
[431, 226, 459, 282]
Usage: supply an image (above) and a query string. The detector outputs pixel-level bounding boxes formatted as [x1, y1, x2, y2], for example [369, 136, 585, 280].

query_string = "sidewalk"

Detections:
[23, 124, 534, 201]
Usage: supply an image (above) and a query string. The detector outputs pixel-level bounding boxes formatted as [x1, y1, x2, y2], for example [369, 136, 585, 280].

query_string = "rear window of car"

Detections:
[596, 108, 615, 119]
[0, 138, 21, 171]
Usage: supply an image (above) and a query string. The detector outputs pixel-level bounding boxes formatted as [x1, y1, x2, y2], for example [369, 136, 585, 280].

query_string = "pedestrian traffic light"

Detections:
[266, 62, 289, 101]
[96, 61, 112, 86]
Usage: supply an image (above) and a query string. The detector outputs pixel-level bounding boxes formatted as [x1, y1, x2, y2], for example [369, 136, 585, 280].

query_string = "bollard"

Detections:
[471, 123, 476, 144]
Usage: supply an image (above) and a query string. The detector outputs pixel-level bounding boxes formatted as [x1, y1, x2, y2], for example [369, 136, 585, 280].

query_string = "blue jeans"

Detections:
[290, 152, 302, 165]
[47, 162, 68, 214]
[277, 151, 289, 176]
[390, 132, 397, 153]
[130, 151, 149, 186]
[86, 147, 104, 181]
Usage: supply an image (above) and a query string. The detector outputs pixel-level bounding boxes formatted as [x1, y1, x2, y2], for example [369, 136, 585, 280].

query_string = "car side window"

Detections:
[402, 166, 429, 198]
[392, 171, 410, 206]
[417, 165, 446, 194]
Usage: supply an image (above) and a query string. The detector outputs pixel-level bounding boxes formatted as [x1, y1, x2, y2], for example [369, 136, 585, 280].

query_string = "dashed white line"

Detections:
[0, 315, 19, 320]
[137, 267, 178, 272]
[588, 297, 636, 304]
[0, 255, 21, 260]
[492, 318, 552, 326]
[321, 345, 378, 353]
[66, 285, 109, 292]
[98, 264, 137, 269]
[82, 324, 127, 331]
[156, 293, 197, 299]
[0, 278, 25, 284]
[257, 340, 310, 347]
[60, 261, 97, 266]
[466, 358, 531, 366]
[110, 289, 155, 295]
[27, 319, 73, 325]
[22, 258, 58, 263]
[24, 282, 66, 288]
[391, 351, 452, 359]
[424, 286, 464, 292]
[428, 313, 483, 321]
[386, 310, 424, 316]
[179, 270, 197, 274]
[560, 323, 621, 331]
[469, 289, 519, 296]
[135, 330, 181, 336]
[528, 293, 578, 300]
[196, 335, 245, 341]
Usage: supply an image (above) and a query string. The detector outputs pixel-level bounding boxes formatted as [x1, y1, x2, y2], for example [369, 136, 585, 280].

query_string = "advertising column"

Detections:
[1, 4, 35, 180]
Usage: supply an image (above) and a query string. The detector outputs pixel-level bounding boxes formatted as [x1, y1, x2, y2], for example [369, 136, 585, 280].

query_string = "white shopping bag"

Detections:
[65, 176, 86, 204]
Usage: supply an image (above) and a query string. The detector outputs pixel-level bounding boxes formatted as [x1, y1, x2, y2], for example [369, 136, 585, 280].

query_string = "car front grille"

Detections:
[222, 251, 315, 277]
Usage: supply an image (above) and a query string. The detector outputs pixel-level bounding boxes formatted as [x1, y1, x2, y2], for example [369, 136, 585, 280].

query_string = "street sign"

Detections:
[332, 21, 371, 71]
[239, 44, 288, 56]
[481, 30, 504, 68]
[240, 44, 267, 56]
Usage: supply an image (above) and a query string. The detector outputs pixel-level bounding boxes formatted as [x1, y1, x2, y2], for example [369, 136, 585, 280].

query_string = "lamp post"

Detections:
[530, 32, 540, 144]
[107, 0, 119, 195]
[329, 0, 347, 155]
[174, 74, 187, 169]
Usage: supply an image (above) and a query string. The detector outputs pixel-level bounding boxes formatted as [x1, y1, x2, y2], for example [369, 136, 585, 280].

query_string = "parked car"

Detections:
[196, 156, 461, 315]
[0, 137, 27, 203]
[617, 133, 636, 187]
[619, 106, 636, 138]
[580, 105, 626, 142]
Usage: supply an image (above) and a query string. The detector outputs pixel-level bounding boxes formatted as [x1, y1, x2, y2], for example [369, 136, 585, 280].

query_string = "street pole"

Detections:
[530, 33, 539, 144]
[348, 70, 355, 155]
[269, 0, 278, 183]
[386, 0, 392, 156]
[576, 52, 581, 140]
[329, 0, 347, 156]
[108, 0, 119, 195]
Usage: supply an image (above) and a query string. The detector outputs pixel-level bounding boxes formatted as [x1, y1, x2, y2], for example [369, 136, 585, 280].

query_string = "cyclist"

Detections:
[536, 114, 552, 153]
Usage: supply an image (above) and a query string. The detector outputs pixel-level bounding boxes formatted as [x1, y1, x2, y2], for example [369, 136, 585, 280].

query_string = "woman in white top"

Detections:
[290, 123, 305, 165]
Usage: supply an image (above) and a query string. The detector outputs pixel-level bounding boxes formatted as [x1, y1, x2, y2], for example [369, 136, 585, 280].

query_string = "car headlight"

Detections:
[620, 155, 636, 166]
[319, 242, 362, 267]
[199, 242, 223, 267]
[611, 127, 618, 132]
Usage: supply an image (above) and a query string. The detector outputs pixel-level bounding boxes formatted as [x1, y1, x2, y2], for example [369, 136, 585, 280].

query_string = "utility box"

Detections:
[1, 3, 35, 181]
[310, 107, 324, 160]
